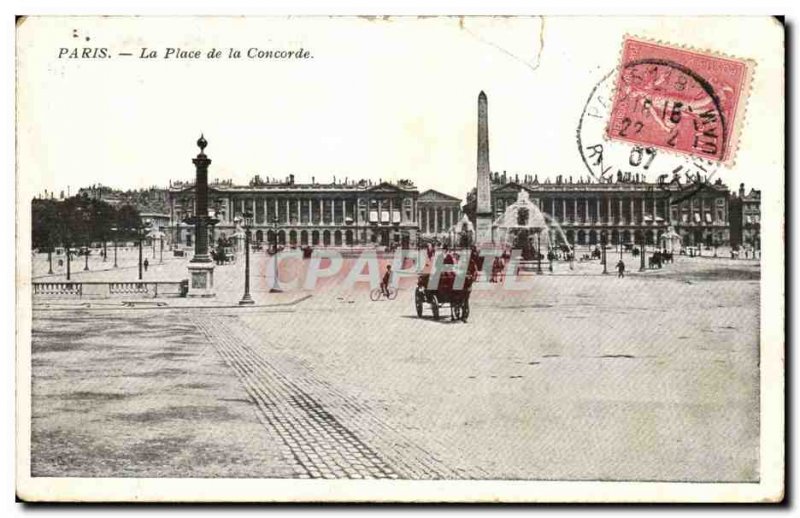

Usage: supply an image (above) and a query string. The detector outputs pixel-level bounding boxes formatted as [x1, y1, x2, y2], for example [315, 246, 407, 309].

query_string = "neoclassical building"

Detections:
[416, 189, 463, 239]
[167, 176, 424, 248]
[729, 183, 761, 251]
[464, 172, 732, 248]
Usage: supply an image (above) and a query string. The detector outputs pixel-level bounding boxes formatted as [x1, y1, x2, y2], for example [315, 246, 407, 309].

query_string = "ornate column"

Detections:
[187, 134, 215, 297]
[630, 198, 635, 225]
[641, 197, 646, 224]
[701, 198, 706, 226]
[596, 199, 600, 225]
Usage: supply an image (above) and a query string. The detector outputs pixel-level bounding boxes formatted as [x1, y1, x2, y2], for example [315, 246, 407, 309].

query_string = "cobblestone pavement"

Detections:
[191, 314, 478, 479]
[30, 256, 760, 481]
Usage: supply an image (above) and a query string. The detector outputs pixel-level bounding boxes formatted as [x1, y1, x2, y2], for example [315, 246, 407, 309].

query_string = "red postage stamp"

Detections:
[606, 37, 754, 164]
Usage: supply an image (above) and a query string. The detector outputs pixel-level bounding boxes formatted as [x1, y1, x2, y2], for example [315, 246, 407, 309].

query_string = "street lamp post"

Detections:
[536, 230, 542, 274]
[65, 237, 71, 280]
[639, 233, 646, 271]
[239, 211, 255, 305]
[271, 215, 279, 254]
[76, 207, 90, 271]
[569, 241, 574, 270]
[160, 226, 165, 264]
[601, 232, 608, 275]
[47, 244, 53, 274]
[111, 226, 118, 268]
[138, 232, 143, 280]
[269, 215, 283, 294]
[138, 222, 149, 280]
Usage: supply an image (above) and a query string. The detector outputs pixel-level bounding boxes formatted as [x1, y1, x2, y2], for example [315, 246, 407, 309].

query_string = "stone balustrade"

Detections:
[32, 281, 187, 299]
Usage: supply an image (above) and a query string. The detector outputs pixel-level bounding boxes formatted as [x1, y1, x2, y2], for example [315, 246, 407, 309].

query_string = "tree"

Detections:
[31, 199, 61, 252]
[115, 204, 142, 243]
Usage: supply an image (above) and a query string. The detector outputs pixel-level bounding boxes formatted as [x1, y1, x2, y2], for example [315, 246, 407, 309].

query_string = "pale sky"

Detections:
[17, 16, 782, 203]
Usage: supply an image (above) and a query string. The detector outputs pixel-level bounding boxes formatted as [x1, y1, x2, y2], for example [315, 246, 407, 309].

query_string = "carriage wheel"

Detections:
[461, 299, 470, 322]
[369, 288, 381, 301]
[414, 290, 424, 317]
[430, 295, 440, 320]
[452, 302, 462, 321]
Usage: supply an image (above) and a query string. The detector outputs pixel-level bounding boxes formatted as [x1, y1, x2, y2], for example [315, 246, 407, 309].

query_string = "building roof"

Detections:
[487, 179, 729, 195]
[418, 189, 462, 203]
[742, 188, 761, 202]
[169, 179, 418, 195]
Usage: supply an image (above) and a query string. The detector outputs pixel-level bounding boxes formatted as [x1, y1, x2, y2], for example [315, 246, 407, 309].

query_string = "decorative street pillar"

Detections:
[536, 230, 543, 274]
[187, 134, 216, 297]
[601, 232, 608, 274]
[639, 233, 646, 271]
[239, 211, 255, 305]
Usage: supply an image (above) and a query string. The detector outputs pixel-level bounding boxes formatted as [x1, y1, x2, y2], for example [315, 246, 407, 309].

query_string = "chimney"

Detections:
[739, 183, 745, 198]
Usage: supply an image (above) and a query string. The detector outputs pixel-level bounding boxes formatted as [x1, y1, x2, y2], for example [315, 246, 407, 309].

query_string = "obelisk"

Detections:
[475, 91, 494, 244]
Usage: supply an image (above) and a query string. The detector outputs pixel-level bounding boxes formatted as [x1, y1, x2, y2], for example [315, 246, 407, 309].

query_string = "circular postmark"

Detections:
[607, 59, 728, 162]
[577, 69, 719, 187]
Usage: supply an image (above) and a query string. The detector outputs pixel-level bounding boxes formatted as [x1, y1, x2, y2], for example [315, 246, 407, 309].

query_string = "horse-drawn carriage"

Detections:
[414, 270, 474, 322]
[647, 250, 673, 269]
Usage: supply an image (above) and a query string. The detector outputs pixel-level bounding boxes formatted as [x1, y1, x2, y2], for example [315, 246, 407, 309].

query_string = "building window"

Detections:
[403, 198, 412, 221]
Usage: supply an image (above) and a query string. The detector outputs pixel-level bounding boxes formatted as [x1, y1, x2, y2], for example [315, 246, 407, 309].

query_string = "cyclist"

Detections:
[381, 265, 392, 297]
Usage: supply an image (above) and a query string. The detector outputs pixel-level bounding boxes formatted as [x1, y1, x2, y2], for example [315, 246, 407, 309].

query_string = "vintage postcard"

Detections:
[15, 16, 784, 503]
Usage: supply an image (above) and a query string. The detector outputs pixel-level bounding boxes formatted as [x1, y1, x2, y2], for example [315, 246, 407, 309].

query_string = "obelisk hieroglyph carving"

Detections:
[475, 91, 494, 244]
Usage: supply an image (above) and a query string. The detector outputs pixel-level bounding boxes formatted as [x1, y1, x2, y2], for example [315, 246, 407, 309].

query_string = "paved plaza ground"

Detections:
[29, 250, 761, 481]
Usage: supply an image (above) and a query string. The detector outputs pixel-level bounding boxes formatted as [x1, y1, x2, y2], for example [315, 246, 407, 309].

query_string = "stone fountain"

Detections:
[493, 190, 551, 258]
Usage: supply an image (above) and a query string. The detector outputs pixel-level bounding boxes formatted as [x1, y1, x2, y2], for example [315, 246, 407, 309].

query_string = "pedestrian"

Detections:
[380, 264, 392, 297]
[143, 258, 149, 272]
[616, 259, 625, 278]
[491, 256, 502, 282]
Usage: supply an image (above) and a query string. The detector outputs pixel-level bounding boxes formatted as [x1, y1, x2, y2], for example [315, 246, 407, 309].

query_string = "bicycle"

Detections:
[370, 286, 398, 301]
